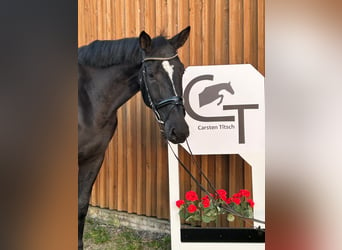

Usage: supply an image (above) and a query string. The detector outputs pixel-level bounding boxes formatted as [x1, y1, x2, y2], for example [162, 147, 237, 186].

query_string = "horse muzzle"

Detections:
[165, 120, 189, 144]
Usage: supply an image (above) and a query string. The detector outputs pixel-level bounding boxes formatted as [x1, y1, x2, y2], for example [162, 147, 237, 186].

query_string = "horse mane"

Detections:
[78, 35, 170, 68]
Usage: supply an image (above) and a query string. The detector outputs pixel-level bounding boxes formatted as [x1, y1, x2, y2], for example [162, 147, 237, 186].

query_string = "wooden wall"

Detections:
[78, 0, 264, 227]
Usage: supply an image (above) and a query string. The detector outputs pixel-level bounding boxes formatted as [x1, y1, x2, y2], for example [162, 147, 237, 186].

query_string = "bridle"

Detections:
[139, 54, 184, 124]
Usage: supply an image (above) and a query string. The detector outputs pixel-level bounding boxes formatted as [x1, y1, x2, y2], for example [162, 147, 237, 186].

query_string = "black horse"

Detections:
[78, 26, 190, 249]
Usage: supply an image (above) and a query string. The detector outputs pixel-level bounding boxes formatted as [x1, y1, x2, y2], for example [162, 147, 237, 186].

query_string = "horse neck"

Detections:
[80, 63, 141, 128]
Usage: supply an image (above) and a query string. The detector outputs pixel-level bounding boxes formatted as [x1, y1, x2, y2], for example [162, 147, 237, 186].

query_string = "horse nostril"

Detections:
[171, 128, 177, 137]
[167, 124, 189, 143]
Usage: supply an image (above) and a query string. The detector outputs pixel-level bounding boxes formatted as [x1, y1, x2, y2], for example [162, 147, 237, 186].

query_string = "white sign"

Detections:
[168, 64, 265, 249]
[181, 64, 264, 161]
[180, 64, 265, 224]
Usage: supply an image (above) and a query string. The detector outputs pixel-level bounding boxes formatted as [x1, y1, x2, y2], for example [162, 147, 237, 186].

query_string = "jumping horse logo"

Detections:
[198, 82, 235, 107]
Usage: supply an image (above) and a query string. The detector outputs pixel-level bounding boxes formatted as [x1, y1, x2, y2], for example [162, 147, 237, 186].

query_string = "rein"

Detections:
[140, 54, 184, 125]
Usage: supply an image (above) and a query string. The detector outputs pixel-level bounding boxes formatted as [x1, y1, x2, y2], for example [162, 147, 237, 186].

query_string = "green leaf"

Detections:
[202, 215, 214, 223]
[247, 208, 253, 218]
[185, 216, 194, 222]
[178, 209, 186, 219]
[205, 210, 217, 217]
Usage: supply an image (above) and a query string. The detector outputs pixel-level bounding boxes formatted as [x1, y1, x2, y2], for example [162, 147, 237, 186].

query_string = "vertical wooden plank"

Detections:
[243, 161, 253, 228]
[229, 154, 245, 227]
[124, 0, 138, 214]
[177, 0, 190, 66]
[189, 0, 202, 66]
[179, 147, 191, 207]
[117, 110, 127, 212]
[90, 176, 97, 205]
[200, 154, 208, 228]
[214, 155, 224, 227]
[96, 0, 102, 39]
[78, 0, 84, 45]
[81, 0, 91, 45]
[126, 101, 137, 213]
[90, 0, 97, 42]
[155, 0, 168, 34]
[220, 155, 230, 227]
[115, 0, 126, 211]
[257, 0, 265, 75]
[156, 140, 169, 219]
[134, 0, 145, 217]
[150, 120, 158, 217]
[243, 0, 258, 67]
[83, 0, 90, 44]
[104, 0, 112, 40]
[166, 0, 177, 36]
[228, 154, 237, 227]
[222, 0, 230, 65]
[229, 0, 244, 64]
[108, 136, 118, 210]
[202, 0, 215, 65]
[214, 0, 225, 64]
[207, 155, 217, 228]
[144, 108, 153, 217]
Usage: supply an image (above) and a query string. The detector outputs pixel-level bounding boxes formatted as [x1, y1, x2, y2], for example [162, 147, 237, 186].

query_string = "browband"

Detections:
[142, 54, 178, 62]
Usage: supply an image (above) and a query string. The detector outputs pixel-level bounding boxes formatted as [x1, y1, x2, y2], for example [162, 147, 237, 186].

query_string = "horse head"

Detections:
[138, 26, 190, 144]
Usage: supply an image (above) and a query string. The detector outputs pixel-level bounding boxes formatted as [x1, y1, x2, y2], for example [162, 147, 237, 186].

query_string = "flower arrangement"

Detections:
[176, 189, 255, 224]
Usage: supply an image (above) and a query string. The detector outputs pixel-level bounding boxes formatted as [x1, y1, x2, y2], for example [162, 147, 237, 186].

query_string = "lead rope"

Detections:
[168, 139, 266, 227]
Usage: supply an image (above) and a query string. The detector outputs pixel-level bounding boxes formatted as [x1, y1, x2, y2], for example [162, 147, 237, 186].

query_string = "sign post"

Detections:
[168, 64, 265, 249]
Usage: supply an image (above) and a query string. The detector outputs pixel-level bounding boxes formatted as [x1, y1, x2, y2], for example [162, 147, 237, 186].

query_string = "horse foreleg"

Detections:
[78, 154, 105, 250]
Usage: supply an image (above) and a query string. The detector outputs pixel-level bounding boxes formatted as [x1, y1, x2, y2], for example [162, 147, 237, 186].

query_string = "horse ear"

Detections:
[169, 26, 191, 49]
[139, 31, 152, 52]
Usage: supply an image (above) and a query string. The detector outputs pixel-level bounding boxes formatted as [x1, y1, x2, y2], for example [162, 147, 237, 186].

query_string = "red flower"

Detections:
[176, 200, 185, 208]
[233, 192, 242, 198]
[232, 198, 241, 205]
[226, 197, 233, 204]
[201, 198, 210, 208]
[202, 195, 209, 200]
[247, 199, 255, 208]
[187, 204, 197, 213]
[185, 191, 199, 201]
[216, 189, 227, 200]
[239, 189, 251, 197]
